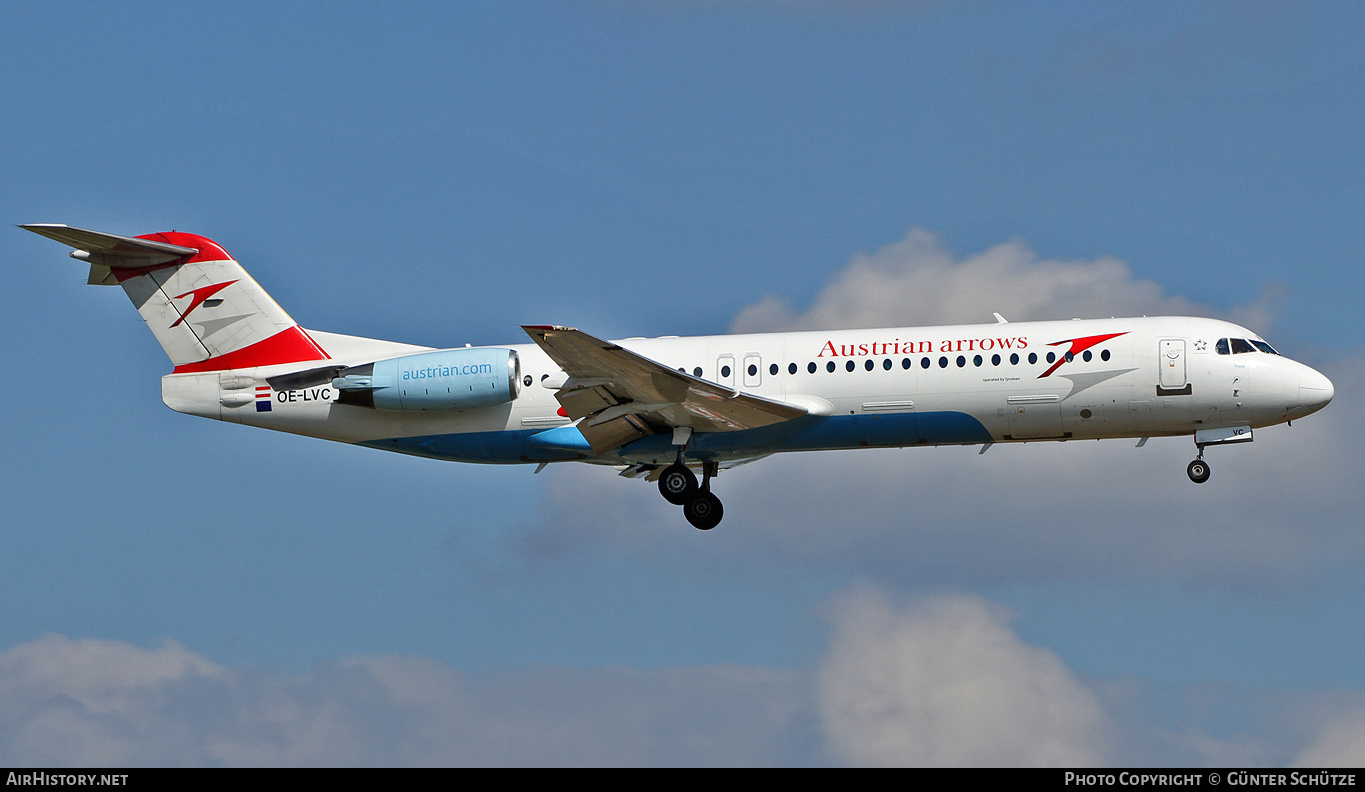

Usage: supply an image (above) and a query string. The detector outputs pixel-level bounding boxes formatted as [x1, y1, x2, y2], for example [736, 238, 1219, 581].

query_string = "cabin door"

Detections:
[1159, 340, 1186, 389]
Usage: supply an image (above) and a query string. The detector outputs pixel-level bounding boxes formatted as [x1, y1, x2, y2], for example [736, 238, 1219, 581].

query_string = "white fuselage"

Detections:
[161, 315, 1333, 467]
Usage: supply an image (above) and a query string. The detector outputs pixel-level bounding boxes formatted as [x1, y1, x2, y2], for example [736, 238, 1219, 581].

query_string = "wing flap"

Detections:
[578, 414, 652, 454]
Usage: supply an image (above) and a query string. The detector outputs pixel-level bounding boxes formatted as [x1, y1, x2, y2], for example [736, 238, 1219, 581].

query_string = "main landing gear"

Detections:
[658, 456, 723, 530]
[1187, 445, 1211, 484]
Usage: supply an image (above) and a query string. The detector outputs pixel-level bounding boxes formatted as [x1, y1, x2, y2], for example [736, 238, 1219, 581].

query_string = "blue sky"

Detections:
[2, 1, 1364, 766]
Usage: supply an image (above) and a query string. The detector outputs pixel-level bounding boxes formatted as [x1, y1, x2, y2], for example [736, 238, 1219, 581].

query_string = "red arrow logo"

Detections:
[170, 280, 238, 328]
[1038, 332, 1128, 378]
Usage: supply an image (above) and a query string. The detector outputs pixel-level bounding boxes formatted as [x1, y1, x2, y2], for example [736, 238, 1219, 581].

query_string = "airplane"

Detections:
[23, 224, 1335, 530]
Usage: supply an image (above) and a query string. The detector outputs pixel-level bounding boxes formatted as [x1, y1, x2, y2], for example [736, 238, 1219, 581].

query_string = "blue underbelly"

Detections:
[354, 411, 992, 465]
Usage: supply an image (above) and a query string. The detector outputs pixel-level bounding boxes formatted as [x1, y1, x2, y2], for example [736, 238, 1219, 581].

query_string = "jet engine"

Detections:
[332, 348, 521, 410]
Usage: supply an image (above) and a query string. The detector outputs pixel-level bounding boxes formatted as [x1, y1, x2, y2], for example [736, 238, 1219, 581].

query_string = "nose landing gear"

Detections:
[1185, 426, 1254, 484]
[1187, 443, 1211, 484]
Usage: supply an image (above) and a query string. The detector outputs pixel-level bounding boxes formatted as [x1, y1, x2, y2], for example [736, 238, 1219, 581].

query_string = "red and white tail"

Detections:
[23, 224, 331, 373]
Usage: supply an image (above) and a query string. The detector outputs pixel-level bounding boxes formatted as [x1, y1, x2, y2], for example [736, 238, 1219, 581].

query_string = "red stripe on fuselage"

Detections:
[172, 326, 331, 374]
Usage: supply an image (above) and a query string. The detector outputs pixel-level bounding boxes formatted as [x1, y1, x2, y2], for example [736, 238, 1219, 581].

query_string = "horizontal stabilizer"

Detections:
[21, 224, 198, 266]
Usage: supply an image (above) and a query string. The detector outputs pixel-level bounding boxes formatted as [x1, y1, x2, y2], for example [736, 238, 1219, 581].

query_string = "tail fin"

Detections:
[23, 224, 331, 373]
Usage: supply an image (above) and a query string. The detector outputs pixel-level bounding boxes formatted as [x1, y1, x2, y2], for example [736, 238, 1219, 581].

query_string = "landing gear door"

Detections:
[1160, 339, 1186, 389]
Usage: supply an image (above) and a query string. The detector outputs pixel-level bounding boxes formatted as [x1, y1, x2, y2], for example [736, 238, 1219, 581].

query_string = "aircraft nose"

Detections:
[1297, 366, 1334, 414]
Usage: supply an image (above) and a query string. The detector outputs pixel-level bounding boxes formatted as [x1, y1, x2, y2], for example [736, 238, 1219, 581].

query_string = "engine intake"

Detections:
[332, 348, 520, 410]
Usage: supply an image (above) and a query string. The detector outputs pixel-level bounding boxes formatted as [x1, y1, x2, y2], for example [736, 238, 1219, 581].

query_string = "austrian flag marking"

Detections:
[255, 386, 272, 412]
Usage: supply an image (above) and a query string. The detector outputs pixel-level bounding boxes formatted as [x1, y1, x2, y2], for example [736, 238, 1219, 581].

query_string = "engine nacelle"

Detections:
[332, 348, 521, 411]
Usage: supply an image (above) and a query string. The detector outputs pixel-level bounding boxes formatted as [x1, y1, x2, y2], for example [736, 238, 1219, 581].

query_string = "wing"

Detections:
[523, 325, 807, 454]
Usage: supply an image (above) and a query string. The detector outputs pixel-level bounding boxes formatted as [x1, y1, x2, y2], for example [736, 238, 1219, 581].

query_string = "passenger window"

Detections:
[921, 357, 930, 369]
[884, 358, 893, 370]
[693, 367, 702, 377]
[721, 365, 731, 378]
[1028, 352, 1038, 364]
[902, 358, 912, 370]
[1046, 352, 1056, 364]
[827, 361, 836, 373]
[939, 356, 948, 368]
[769, 363, 778, 376]
[1101, 349, 1110, 361]
[788, 363, 798, 374]
[973, 354, 982, 367]
[1010, 353, 1019, 365]
[991, 354, 1001, 366]
[846, 360, 856, 372]
[1083, 350, 1092, 362]
[956, 355, 966, 367]
[808, 362, 817, 374]
[864, 359, 874, 371]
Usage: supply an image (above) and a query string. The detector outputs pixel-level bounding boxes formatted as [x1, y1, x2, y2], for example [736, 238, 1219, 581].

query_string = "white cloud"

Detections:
[1, 599, 1359, 767]
[0, 596, 1117, 768]
[1294, 715, 1365, 767]
[0, 636, 813, 766]
[730, 227, 1279, 333]
[817, 591, 1109, 766]
[0, 635, 228, 766]
[0, 634, 227, 709]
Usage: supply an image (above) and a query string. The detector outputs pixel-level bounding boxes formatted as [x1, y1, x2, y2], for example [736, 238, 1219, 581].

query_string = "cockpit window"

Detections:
[1218, 337, 1278, 355]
